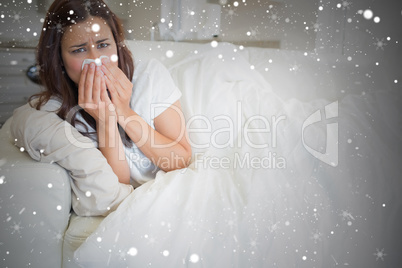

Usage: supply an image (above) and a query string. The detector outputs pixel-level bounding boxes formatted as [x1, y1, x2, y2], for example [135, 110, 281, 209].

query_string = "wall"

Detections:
[0, 0, 44, 47]
[0, 0, 400, 54]
[104, 0, 161, 41]
[122, 0, 320, 50]
[219, 0, 319, 50]
[0, 0, 320, 50]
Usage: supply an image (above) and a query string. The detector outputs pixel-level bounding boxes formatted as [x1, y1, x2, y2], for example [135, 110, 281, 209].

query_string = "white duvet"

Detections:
[74, 43, 402, 267]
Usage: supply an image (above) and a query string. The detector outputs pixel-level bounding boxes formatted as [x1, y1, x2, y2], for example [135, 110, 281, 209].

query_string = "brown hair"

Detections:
[32, 0, 134, 146]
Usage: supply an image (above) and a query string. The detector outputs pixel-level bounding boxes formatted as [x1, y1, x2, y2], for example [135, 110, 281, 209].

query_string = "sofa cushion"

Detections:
[0, 118, 72, 267]
[62, 213, 104, 268]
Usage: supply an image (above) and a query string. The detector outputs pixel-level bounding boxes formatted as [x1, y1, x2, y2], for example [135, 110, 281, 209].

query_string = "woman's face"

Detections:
[61, 16, 118, 84]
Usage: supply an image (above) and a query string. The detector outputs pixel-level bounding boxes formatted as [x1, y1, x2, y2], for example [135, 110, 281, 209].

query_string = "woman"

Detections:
[32, 0, 192, 186]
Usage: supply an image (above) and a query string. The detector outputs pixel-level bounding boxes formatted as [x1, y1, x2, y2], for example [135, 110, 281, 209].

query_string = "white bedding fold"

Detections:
[73, 43, 402, 267]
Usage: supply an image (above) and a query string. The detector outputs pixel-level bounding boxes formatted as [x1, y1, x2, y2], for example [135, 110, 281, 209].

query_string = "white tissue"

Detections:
[81, 55, 109, 70]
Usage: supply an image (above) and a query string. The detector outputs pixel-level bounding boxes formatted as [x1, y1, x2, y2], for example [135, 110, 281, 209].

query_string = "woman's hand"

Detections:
[78, 62, 130, 184]
[101, 57, 133, 121]
[78, 62, 116, 123]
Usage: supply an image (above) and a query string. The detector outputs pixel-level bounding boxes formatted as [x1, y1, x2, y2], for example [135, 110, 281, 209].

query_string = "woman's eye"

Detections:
[98, 43, 109, 49]
[72, 47, 86, 53]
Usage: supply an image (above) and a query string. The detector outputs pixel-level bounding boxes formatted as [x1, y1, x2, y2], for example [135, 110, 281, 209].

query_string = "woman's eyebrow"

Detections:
[70, 42, 87, 48]
[69, 38, 110, 48]
[96, 38, 109, 44]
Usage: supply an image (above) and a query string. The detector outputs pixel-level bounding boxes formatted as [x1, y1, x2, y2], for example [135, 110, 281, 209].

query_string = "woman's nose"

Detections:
[88, 48, 101, 59]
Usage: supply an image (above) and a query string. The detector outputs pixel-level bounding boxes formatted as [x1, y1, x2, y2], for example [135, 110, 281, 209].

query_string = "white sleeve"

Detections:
[132, 59, 182, 122]
[150, 59, 182, 118]
[10, 103, 133, 216]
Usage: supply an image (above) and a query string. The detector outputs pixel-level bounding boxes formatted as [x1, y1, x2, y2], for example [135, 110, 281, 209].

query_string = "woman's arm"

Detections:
[101, 58, 192, 172]
[118, 100, 192, 172]
[96, 113, 130, 184]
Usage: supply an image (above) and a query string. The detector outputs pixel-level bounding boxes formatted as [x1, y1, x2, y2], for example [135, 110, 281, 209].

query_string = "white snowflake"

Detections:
[373, 248, 386, 261]
[373, 38, 387, 50]
[311, 22, 322, 32]
[269, 12, 281, 24]
[303, 21, 322, 34]
[339, 210, 355, 221]
[224, 8, 238, 20]
[146, 235, 157, 246]
[118, 249, 127, 261]
[226, 218, 236, 229]
[269, 221, 280, 233]
[127, 247, 138, 256]
[289, 62, 301, 73]
[249, 238, 259, 249]
[55, 23, 63, 33]
[310, 231, 322, 243]
[53, 232, 63, 243]
[246, 26, 260, 39]
[341, 1, 352, 10]
[11, 221, 23, 234]
[12, 11, 23, 23]
[184, 7, 196, 18]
